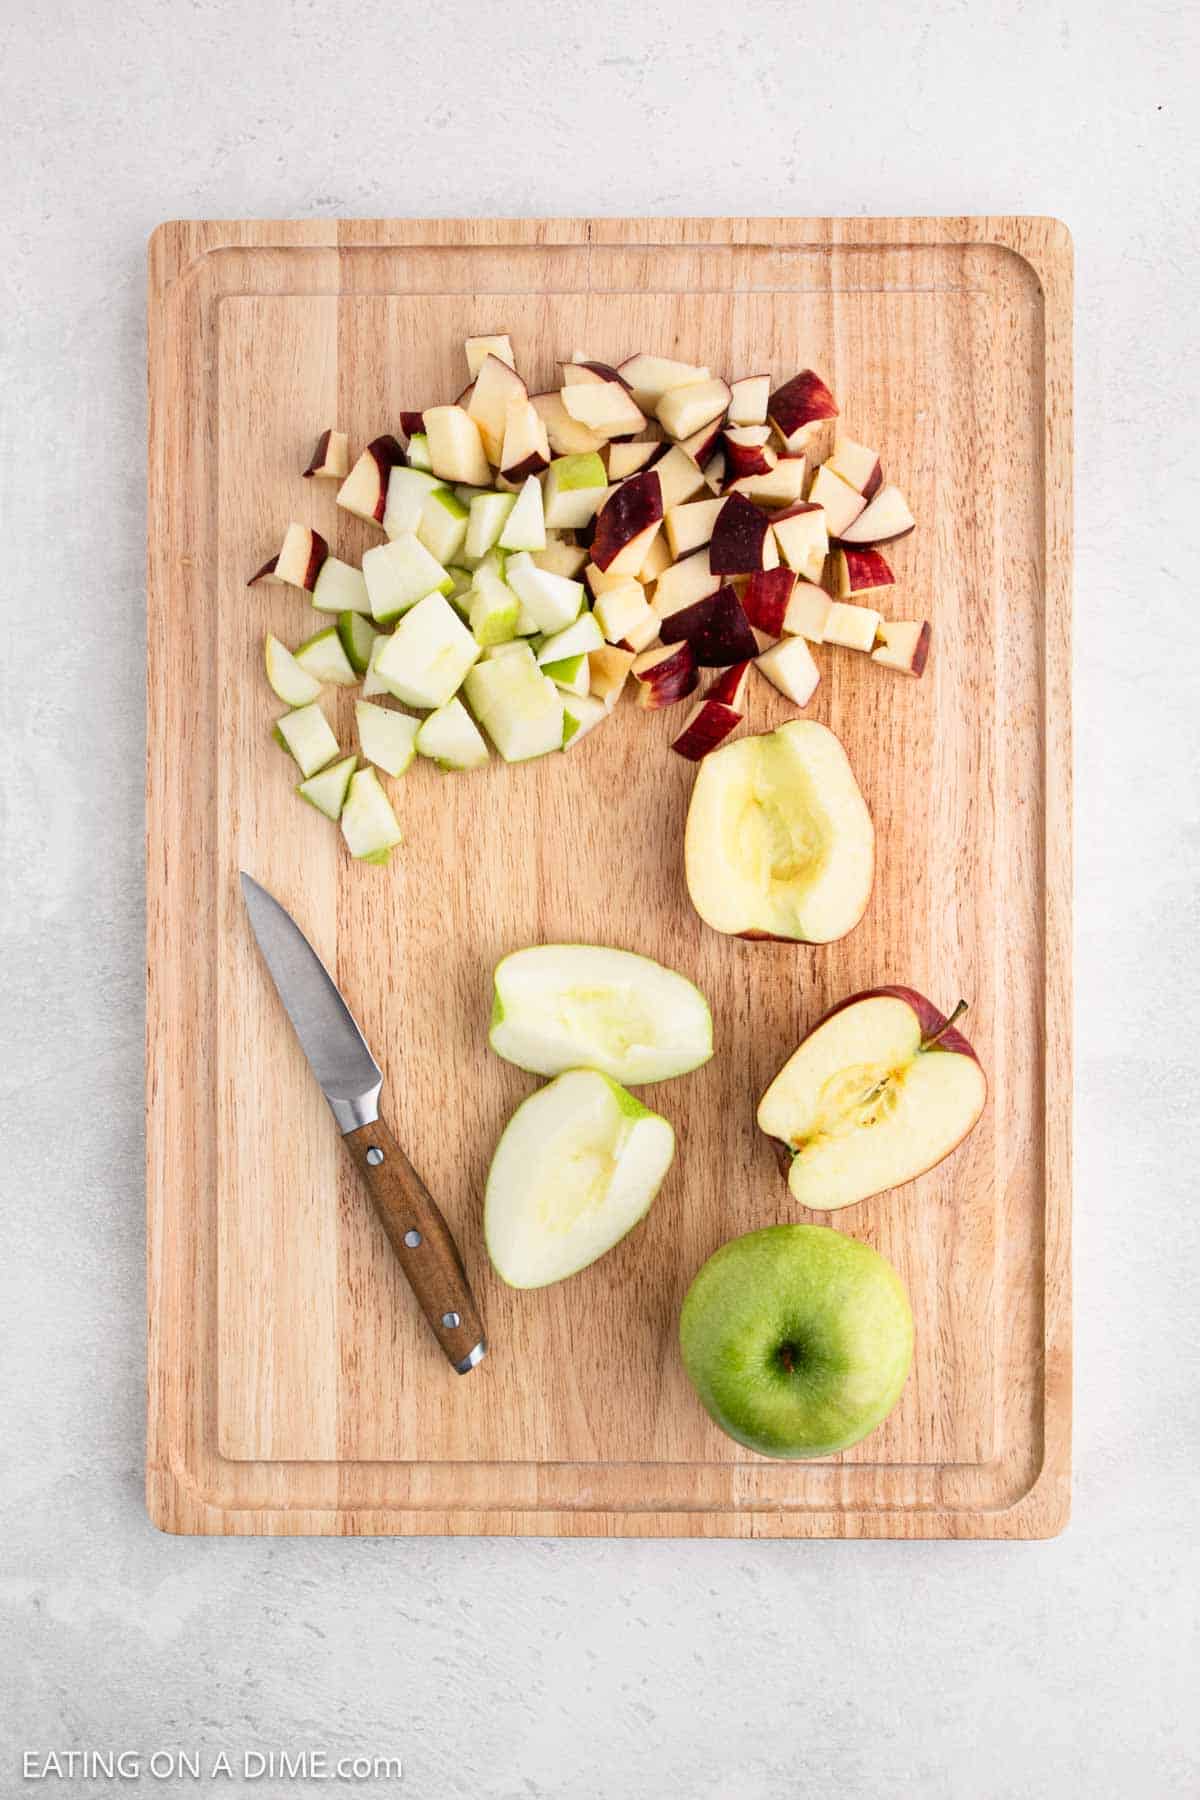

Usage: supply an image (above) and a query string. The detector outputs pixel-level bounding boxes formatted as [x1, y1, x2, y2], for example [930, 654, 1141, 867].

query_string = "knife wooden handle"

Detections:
[343, 1117, 486, 1373]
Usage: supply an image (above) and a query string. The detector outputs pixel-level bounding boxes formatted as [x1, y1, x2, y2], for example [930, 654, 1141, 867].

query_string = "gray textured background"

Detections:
[3, 1, 1198, 1795]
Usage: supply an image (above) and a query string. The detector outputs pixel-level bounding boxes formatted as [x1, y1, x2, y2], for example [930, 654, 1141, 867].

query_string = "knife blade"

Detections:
[240, 873, 486, 1374]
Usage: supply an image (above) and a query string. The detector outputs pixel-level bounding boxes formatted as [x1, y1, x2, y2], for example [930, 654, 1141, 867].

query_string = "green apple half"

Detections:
[679, 1223, 913, 1458]
[684, 720, 874, 943]
[758, 989, 987, 1212]
[489, 944, 713, 1084]
[485, 1069, 674, 1289]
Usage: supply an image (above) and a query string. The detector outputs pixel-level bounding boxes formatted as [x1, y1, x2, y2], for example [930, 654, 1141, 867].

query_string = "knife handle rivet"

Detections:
[442, 1312, 461, 1330]
[404, 1229, 422, 1248]
[366, 1146, 384, 1166]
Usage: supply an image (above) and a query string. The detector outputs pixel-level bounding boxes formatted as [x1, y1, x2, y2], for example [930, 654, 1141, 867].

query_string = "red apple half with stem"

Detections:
[632, 640, 699, 709]
[336, 435, 406, 525]
[768, 371, 838, 452]
[658, 586, 758, 666]
[590, 469, 664, 571]
[685, 720, 873, 942]
[671, 699, 743, 761]
[757, 989, 987, 1212]
[710, 493, 778, 574]
[303, 429, 350, 480]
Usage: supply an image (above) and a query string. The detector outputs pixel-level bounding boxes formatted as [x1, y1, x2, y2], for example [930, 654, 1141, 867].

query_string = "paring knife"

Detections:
[240, 872, 486, 1374]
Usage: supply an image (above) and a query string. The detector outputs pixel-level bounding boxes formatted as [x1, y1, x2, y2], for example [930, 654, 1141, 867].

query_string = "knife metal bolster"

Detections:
[454, 1341, 487, 1374]
[328, 1084, 382, 1135]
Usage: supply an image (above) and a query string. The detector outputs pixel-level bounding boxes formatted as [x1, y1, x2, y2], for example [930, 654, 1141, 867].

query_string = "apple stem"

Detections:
[920, 999, 968, 1051]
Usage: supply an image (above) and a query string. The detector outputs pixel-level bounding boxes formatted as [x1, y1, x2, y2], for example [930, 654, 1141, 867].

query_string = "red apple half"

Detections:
[757, 989, 987, 1211]
[768, 371, 838, 453]
[591, 469, 664, 571]
[658, 586, 758, 666]
[671, 700, 743, 761]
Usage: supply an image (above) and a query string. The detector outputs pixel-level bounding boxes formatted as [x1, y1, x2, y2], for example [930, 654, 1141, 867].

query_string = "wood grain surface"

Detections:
[146, 216, 1072, 1537]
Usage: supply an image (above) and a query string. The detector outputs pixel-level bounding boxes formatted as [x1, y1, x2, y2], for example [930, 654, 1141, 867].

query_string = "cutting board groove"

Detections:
[147, 216, 1072, 1537]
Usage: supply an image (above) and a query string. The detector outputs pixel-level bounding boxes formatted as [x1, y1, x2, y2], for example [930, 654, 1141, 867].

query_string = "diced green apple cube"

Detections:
[355, 700, 419, 777]
[274, 703, 340, 778]
[561, 691, 610, 746]
[506, 551, 584, 634]
[469, 565, 520, 646]
[363, 533, 451, 624]
[340, 767, 403, 863]
[297, 753, 356, 820]
[311, 555, 371, 615]
[264, 633, 322, 707]
[464, 654, 564, 763]
[417, 487, 469, 565]
[405, 432, 433, 472]
[498, 474, 546, 551]
[372, 591, 481, 708]
[294, 626, 358, 686]
[337, 611, 378, 674]
[382, 468, 446, 539]
[542, 453, 608, 529]
[465, 491, 516, 563]
[415, 697, 490, 770]
[542, 653, 591, 695]
[535, 611, 604, 666]
[361, 631, 392, 696]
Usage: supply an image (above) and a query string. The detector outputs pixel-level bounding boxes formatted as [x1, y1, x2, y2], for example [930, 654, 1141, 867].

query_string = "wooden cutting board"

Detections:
[146, 216, 1072, 1537]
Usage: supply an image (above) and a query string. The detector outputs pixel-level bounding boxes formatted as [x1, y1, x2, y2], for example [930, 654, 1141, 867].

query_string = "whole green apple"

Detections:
[679, 1224, 913, 1458]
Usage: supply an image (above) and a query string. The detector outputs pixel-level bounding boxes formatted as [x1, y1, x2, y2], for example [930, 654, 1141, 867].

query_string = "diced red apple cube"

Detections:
[807, 464, 867, 539]
[670, 699, 743, 761]
[755, 636, 821, 707]
[727, 375, 770, 427]
[631, 641, 699, 709]
[768, 370, 838, 453]
[303, 429, 350, 480]
[871, 620, 931, 676]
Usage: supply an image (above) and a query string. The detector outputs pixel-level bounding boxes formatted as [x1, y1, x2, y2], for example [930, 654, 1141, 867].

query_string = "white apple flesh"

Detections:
[484, 1068, 675, 1290]
[685, 720, 874, 942]
[340, 766, 403, 864]
[757, 990, 987, 1212]
[355, 700, 419, 777]
[489, 943, 712, 1083]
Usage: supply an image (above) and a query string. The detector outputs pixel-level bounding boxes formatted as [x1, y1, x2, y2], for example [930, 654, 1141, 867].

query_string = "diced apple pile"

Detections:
[252, 333, 929, 864]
